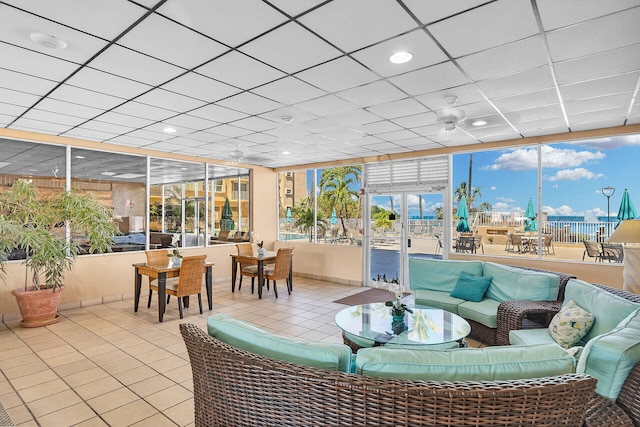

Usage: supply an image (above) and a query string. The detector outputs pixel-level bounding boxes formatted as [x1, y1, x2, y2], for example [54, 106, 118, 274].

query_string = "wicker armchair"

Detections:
[180, 323, 596, 427]
[263, 247, 293, 298]
[145, 249, 169, 308]
[149, 255, 206, 319]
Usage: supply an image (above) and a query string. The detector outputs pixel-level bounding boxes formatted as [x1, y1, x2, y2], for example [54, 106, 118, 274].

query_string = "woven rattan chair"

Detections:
[180, 323, 597, 427]
[149, 255, 206, 319]
[236, 243, 258, 292]
[263, 247, 293, 298]
[145, 249, 169, 308]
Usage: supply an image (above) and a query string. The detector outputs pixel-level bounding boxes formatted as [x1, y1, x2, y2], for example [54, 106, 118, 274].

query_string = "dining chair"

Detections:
[236, 243, 259, 293]
[505, 233, 513, 252]
[263, 247, 294, 299]
[145, 249, 169, 308]
[149, 254, 206, 319]
[542, 234, 555, 255]
[510, 234, 526, 253]
[582, 240, 604, 262]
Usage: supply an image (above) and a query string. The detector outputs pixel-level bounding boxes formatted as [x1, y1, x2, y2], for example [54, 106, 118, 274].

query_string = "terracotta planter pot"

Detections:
[11, 286, 63, 328]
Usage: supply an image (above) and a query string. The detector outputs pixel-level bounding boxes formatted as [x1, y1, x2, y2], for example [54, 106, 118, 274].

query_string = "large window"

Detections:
[278, 165, 362, 244]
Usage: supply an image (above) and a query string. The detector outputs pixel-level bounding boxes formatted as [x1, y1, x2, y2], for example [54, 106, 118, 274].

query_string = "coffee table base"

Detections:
[342, 331, 467, 353]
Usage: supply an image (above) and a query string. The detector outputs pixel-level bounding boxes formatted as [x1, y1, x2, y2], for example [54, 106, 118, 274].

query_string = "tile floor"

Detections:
[1, 277, 483, 426]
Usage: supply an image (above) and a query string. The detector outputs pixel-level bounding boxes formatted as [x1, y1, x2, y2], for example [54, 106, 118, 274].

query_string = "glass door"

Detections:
[182, 197, 205, 247]
[366, 191, 445, 291]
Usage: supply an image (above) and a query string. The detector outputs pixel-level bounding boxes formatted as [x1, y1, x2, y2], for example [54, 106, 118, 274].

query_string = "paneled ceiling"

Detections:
[1, 0, 639, 169]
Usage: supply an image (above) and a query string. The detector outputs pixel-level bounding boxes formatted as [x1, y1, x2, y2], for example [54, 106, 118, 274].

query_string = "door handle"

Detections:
[407, 238, 411, 248]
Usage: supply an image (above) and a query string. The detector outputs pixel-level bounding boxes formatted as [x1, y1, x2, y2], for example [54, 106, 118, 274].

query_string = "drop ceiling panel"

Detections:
[111, 101, 177, 122]
[160, 72, 241, 103]
[546, 8, 640, 61]
[35, 98, 105, 119]
[294, 118, 344, 133]
[416, 85, 486, 110]
[561, 72, 640, 101]
[116, 14, 227, 69]
[503, 104, 565, 123]
[0, 69, 58, 97]
[571, 118, 627, 132]
[568, 108, 628, 125]
[427, 0, 539, 57]
[11, 118, 73, 134]
[351, 30, 448, 78]
[537, 0, 640, 31]
[403, 0, 490, 25]
[457, 37, 549, 81]
[0, 90, 41, 109]
[206, 124, 253, 138]
[554, 45, 640, 85]
[164, 114, 219, 131]
[521, 126, 570, 138]
[367, 98, 429, 120]
[157, 0, 288, 48]
[21, 109, 87, 127]
[97, 111, 155, 129]
[3, 0, 147, 40]
[258, 107, 318, 125]
[320, 128, 365, 141]
[62, 127, 116, 141]
[239, 22, 342, 74]
[80, 120, 136, 135]
[477, 67, 555, 98]
[89, 45, 184, 86]
[1, 5, 108, 64]
[0, 43, 79, 81]
[298, 0, 418, 53]
[48, 84, 125, 110]
[389, 62, 469, 96]
[492, 88, 561, 112]
[513, 116, 567, 132]
[0, 101, 29, 117]
[251, 77, 326, 105]
[216, 92, 283, 116]
[195, 51, 285, 90]
[376, 129, 419, 142]
[189, 104, 249, 123]
[135, 88, 207, 113]
[232, 116, 279, 132]
[326, 109, 381, 126]
[564, 92, 634, 115]
[267, 0, 326, 17]
[296, 56, 379, 93]
[357, 120, 403, 135]
[338, 80, 406, 107]
[294, 95, 358, 116]
[65, 68, 153, 100]
[391, 112, 437, 128]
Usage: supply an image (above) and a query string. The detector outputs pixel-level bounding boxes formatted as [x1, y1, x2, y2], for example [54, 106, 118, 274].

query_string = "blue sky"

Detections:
[453, 134, 640, 220]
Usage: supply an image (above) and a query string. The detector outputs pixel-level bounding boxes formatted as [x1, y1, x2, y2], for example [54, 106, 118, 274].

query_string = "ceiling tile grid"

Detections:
[0, 0, 638, 169]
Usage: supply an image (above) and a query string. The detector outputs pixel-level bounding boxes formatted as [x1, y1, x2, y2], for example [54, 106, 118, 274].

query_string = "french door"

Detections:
[364, 191, 445, 290]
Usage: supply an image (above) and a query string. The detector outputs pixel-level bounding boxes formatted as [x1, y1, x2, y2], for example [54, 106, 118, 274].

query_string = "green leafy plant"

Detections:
[168, 248, 183, 258]
[0, 179, 119, 291]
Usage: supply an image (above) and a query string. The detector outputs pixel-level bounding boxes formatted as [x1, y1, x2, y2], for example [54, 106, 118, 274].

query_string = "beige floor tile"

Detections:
[113, 365, 157, 387]
[2, 360, 50, 379]
[72, 416, 109, 427]
[18, 378, 69, 403]
[6, 403, 35, 425]
[53, 358, 99, 377]
[101, 399, 157, 427]
[63, 366, 110, 388]
[36, 402, 96, 427]
[161, 364, 192, 384]
[128, 375, 176, 398]
[162, 398, 194, 427]
[87, 387, 138, 414]
[144, 384, 192, 411]
[11, 370, 59, 390]
[129, 412, 177, 427]
[30, 389, 83, 418]
[74, 377, 124, 401]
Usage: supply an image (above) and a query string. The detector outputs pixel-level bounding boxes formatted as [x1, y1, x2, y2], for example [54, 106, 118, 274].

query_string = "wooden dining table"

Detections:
[132, 260, 215, 322]
[230, 251, 292, 299]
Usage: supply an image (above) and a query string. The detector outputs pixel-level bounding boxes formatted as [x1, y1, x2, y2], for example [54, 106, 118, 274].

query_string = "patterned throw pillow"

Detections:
[549, 300, 595, 348]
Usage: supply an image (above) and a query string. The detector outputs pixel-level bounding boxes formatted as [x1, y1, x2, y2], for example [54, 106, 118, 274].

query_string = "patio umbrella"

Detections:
[330, 207, 337, 225]
[220, 197, 235, 231]
[286, 207, 292, 223]
[616, 189, 637, 228]
[524, 198, 537, 232]
[456, 195, 470, 233]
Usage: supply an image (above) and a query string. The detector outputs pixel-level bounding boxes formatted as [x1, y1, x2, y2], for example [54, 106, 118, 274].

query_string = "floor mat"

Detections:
[333, 288, 410, 305]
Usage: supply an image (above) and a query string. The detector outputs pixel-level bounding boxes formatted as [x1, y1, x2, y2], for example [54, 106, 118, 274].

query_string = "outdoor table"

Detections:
[133, 260, 215, 322]
[230, 251, 292, 299]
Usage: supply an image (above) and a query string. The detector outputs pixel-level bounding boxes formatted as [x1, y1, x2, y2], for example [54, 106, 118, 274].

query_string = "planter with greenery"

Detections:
[0, 179, 119, 327]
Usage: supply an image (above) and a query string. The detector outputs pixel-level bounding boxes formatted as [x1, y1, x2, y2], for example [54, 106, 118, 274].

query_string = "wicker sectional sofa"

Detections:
[180, 322, 596, 427]
[408, 258, 575, 345]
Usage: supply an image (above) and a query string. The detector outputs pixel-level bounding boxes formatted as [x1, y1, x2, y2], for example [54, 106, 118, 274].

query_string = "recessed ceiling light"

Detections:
[282, 151, 291, 155]
[100, 172, 116, 176]
[389, 51, 413, 64]
[30, 32, 67, 50]
[74, 155, 85, 159]
[281, 116, 294, 124]
[163, 127, 177, 133]
[472, 120, 487, 126]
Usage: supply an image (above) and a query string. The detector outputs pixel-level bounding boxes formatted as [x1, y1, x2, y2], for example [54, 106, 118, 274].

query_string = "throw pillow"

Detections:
[549, 300, 595, 348]
[450, 271, 492, 302]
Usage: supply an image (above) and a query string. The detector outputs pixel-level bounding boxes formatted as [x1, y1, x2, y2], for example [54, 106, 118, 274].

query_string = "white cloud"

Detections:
[543, 204, 575, 216]
[568, 134, 640, 150]
[490, 186, 496, 190]
[486, 145, 605, 171]
[548, 168, 604, 182]
[496, 196, 515, 203]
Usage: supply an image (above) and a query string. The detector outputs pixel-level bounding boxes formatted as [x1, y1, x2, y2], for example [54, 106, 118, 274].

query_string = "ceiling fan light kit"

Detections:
[436, 96, 467, 131]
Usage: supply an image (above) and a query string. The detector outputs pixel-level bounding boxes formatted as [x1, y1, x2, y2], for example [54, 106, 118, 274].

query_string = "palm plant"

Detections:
[319, 166, 361, 236]
[293, 198, 328, 242]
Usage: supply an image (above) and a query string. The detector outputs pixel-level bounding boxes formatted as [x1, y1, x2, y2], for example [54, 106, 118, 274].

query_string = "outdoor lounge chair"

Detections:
[582, 240, 606, 262]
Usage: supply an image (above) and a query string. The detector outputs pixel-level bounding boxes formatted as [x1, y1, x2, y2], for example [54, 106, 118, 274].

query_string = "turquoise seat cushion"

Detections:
[576, 308, 640, 400]
[413, 289, 464, 314]
[564, 279, 640, 342]
[343, 331, 459, 350]
[356, 343, 575, 381]
[409, 258, 483, 292]
[450, 272, 492, 302]
[457, 299, 501, 329]
[207, 314, 353, 373]
[483, 262, 560, 302]
[509, 327, 558, 346]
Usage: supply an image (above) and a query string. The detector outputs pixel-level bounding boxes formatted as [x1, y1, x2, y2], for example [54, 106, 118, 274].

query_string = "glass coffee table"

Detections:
[335, 302, 471, 350]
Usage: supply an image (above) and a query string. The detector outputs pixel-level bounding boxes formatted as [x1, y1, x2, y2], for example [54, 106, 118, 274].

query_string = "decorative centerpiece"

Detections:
[167, 248, 183, 267]
[373, 274, 412, 335]
[257, 240, 265, 257]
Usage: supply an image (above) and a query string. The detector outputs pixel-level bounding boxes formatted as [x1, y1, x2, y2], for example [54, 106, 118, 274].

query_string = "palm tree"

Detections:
[454, 181, 483, 209]
[319, 166, 361, 236]
[293, 198, 328, 242]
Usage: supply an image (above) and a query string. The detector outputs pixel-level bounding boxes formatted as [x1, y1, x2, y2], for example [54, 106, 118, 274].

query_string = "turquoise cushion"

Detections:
[356, 343, 575, 381]
[457, 299, 501, 329]
[450, 272, 492, 302]
[576, 308, 640, 400]
[564, 279, 640, 342]
[409, 258, 483, 292]
[413, 289, 464, 313]
[483, 262, 560, 302]
[509, 327, 558, 346]
[207, 314, 353, 373]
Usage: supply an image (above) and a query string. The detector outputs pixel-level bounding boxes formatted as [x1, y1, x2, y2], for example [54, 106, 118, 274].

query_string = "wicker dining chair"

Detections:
[145, 249, 169, 308]
[236, 243, 259, 293]
[149, 255, 206, 319]
[263, 247, 293, 298]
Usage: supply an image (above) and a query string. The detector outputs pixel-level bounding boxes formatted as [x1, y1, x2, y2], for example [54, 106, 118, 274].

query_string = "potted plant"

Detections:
[168, 248, 183, 267]
[0, 179, 118, 327]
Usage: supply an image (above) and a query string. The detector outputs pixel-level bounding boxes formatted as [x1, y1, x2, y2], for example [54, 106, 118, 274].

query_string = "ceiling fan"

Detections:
[436, 96, 467, 131]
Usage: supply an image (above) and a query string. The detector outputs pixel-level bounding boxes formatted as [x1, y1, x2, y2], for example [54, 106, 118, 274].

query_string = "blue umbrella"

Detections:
[616, 189, 637, 228]
[456, 195, 470, 233]
[286, 207, 292, 223]
[330, 207, 337, 225]
[524, 198, 537, 232]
